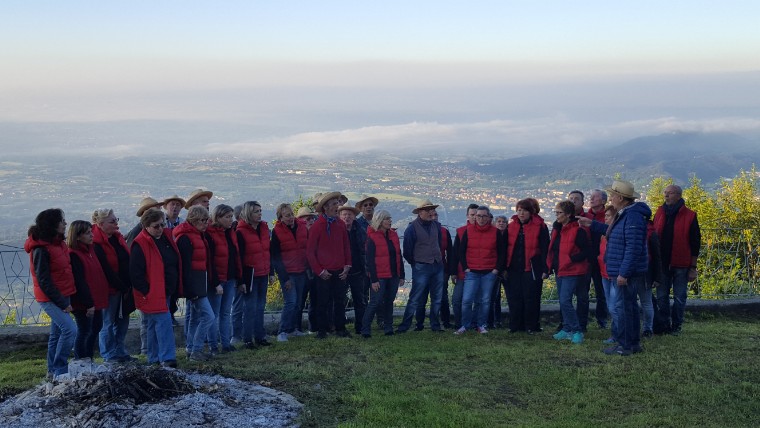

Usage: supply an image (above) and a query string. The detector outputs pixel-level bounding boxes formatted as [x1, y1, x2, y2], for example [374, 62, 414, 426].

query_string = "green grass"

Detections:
[2, 313, 759, 427]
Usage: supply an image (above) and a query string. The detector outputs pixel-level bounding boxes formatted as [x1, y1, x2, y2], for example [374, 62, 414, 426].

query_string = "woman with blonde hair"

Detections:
[92, 208, 134, 363]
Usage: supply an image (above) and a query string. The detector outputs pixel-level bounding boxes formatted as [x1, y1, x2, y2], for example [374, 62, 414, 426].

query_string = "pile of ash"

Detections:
[0, 365, 302, 428]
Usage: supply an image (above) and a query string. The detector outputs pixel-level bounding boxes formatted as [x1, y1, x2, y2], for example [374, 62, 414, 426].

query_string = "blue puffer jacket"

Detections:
[590, 202, 651, 278]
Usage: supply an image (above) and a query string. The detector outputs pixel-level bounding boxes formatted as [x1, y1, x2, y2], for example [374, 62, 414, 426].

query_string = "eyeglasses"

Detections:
[148, 223, 164, 230]
[108, 218, 120, 224]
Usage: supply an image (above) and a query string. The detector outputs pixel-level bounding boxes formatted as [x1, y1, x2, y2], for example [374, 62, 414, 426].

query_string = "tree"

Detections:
[645, 176, 674, 215]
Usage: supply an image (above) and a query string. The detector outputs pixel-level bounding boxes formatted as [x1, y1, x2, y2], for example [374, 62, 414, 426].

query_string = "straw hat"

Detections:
[296, 207, 317, 219]
[185, 189, 213, 209]
[135, 197, 163, 217]
[311, 193, 323, 208]
[605, 180, 641, 199]
[338, 201, 360, 215]
[315, 191, 344, 213]
[412, 199, 439, 214]
[162, 194, 187, 208]
[355, 195, 379, 210]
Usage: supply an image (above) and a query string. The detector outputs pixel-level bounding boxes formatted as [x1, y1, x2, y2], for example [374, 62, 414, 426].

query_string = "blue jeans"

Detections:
[279, 273, 306, 333]
[620, 274, 644, 350]
[603, 277, 623, 342]
[73, 309, 103, 360]
[637, 280, 655, 333]
[397, 263, 444, 332]
[362, 277, 399, 335]
[40, 299, 77, 376]
[657, 267, 689, 330]
[461, 271, 496, 329]
[239, 276, 268, 342]
[452, 278, 464, 327]
[208, 279, 237, 350]
[557, 275, 582, 333]
[142, 310, 176, 364]
[99, 292, 130, 361]
[187, 297, 214, 354]
[575, 274, 591, 331]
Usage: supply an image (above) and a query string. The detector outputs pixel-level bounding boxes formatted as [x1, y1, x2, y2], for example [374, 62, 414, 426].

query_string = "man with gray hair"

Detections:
[585, 189, 609, 330]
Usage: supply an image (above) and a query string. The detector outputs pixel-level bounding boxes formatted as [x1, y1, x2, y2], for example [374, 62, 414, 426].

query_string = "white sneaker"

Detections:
[477, 326, 489, 334]
[277, 332, 289, 342]
[454, 327, 467, 335]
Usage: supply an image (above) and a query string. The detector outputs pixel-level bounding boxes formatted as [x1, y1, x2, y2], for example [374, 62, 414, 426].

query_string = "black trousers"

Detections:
[313, 271, 348, 334]
[507, 270, 542, 331]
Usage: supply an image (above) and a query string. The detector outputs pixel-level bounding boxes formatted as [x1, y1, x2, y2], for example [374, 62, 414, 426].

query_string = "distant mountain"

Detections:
[467, 131, 760, 188]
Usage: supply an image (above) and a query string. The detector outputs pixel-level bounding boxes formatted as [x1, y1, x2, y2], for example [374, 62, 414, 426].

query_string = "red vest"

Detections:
[70, 243, 110, 310]
[25, 236, 76, 303]
[173, 221, 209, 272]
[132, 229, 181, 314]
[368, 228, 402, 279]
[464, 223, 498, 271]
[273, 221, 308, 274]
[598, 236, 609, 279]
[206, 225, 241, 282]
[506, 214, 544, 272]
[547, 221, 589, 277]
[586, 207, 605, 222]
[237, 221, 271, 277]
[92, 225, 129, 273]
[653, 204, 696, 268]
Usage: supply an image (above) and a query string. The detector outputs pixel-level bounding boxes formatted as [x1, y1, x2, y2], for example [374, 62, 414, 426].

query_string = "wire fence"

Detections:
[2, 227, 758, 326]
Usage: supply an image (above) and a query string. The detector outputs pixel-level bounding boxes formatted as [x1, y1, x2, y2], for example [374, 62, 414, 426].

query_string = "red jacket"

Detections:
[173, 221, 209, 272]
[132, 229, 182, 314]
[506, 214, 546, 272]
[237, 221, 271, 277]
[598, 236, 608, 279]
[25, 236, 76, 303]
[307, 215, 351, 273]
[653, 204, 697, 268]
[92, 225, 130, 294]
[367, 227, 402, 279]
[206, 225, 242, 282]
[547, 221, 589, 277]
[273, 221, 308, 274]
[463, 223, 499, 271]
[69, 243, 110, 310]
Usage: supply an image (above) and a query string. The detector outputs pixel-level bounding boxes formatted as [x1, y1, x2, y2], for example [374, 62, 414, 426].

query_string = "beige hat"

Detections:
[412, 199, 440, 214]
[338, 202, 360, 215]
[185, 189, 213, 209]
[162, 194, 187, 208]
[311, 193, 323, 208]
[136, 197, 163, 217]
[355, 195, 379, 210]
[338, 194, 348, 205]
[296, 207, 317, 219]
[605, 180, 641, 199]
[315, 191, 344, 213]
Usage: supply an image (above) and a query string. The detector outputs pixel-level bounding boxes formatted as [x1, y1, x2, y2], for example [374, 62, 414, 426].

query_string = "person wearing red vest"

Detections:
[653, 184, 701, 335]
[546, 200, 590, 344]
[92, 208, 134, 363]
[174, 206, 215, 361]
[235, 200, 274, 348]
[271, 203, 309, 342]
[361, 210, 405, 337]
[455, 206, 506, 335]
[130, 208, 181, 368]
[505, 198, 550, 334]
[67, 220, 109, 361]
[205, 204, 242, 353]
[451, 203, 479, 328]
[306, 191, 352, 339]
[598, 205, 622, 346]
[25, 208, 78, 378]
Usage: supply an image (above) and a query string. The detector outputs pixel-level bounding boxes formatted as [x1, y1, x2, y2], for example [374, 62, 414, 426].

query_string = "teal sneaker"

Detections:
[553, 330, 572, 340]
[571, 331, 584, 344]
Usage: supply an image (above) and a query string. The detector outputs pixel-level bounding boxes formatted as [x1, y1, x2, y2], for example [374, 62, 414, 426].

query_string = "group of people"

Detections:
[25, 179, 701, 377]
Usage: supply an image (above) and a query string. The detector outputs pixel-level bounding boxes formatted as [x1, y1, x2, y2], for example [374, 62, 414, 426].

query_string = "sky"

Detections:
[2, 0, 760, 157]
